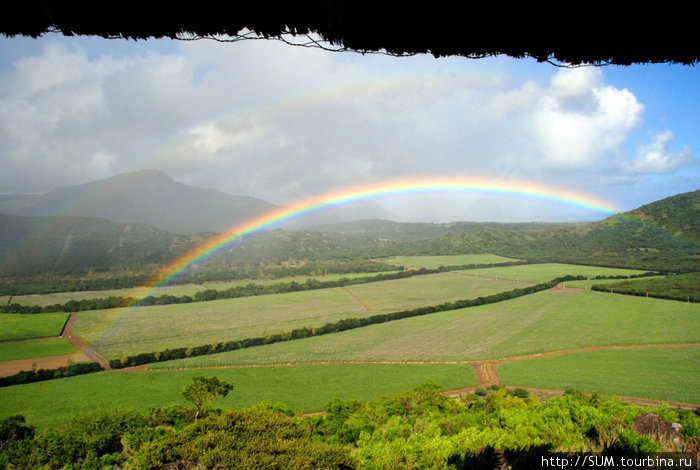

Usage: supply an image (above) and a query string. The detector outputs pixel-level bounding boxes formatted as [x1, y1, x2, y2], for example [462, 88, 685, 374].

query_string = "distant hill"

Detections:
[0, 170, 280, 235]
[1, 189, 697, 277]
[0, 213, 198, 276]
[610, 189, 700, 243]
[307, 219, 569, 240]
[391, 190, 700, 272]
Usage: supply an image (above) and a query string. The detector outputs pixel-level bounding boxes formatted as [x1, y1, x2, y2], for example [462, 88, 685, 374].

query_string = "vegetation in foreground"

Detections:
[1, 381, 698, 469]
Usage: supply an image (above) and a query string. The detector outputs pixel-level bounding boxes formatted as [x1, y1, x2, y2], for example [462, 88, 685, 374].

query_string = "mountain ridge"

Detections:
[0, 169, 280, 235]
[0, 175, 697, 276]
[0, 169, 398, 234]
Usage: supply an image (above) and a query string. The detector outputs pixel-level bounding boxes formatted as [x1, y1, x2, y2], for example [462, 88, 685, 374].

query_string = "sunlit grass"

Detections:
[0, 312, 69, 341]
[0, 338, 77, 362]
[498, 345, 700, 403]
[75, 273, 518, 359]
[150, 290, 699, 367]
[0, 364, 477, 430]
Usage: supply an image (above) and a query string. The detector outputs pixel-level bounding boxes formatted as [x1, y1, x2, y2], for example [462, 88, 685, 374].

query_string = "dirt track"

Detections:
[0, 312, 110, 376]
[341, 287, 371, 311]
[61, 313, 110, 370]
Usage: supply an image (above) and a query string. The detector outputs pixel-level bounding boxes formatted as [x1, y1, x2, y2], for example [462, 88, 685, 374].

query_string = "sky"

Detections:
[0, 33, 698, 223]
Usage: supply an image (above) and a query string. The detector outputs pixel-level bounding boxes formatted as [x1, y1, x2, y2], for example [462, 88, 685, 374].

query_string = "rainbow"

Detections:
[144, 177, 617, 291]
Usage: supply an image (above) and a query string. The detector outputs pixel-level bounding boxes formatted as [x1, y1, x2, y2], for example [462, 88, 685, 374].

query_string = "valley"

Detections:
[0, 179, 698, 468]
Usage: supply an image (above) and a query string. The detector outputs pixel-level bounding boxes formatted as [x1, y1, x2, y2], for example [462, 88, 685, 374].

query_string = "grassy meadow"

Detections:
[459, 263, 649, 283]
[0, 338, 77, 362]
[563, 277, 665, 289]
[149, 289, 699, 367]
[0, 271, 402, 307]
[0, 312, 69, 341]
[498, 345, 700, 403]
[377, 254, 521, 269]
[73, 273, 519, 359]
[0, 364, 477, 430]
[2, 260, 698, 434]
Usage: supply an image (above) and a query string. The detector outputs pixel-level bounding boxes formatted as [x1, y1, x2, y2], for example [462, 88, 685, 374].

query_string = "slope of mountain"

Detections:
[394, 190, 700, 272]
[0, 213, 198, 276]
[1, 188, 696, 277]
[306, 219, 569, 240]
[605, 189, 700, 243]
[0, 170, 280, 235]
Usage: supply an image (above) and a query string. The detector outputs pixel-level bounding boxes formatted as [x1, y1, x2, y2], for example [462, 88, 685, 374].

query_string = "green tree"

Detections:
[180, 376, 234, 419]
[0, 415, 34, 452]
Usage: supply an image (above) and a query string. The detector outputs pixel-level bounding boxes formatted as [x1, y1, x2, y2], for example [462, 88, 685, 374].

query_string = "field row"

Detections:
[147, 289, 698, 366]
[0, 271, 402, 307]
[0, 345, 696, 430]
[75, 273, 521, 359]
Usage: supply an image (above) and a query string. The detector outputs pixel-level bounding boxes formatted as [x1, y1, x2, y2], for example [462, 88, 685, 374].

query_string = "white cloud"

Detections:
[630, 130, 694, 173]
[532, 68, 644, 168]
[0, 37, 695, 221]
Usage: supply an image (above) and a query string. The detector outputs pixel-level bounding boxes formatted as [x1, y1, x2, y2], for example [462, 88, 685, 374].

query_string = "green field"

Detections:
[74, 273, 519, 359]
[460, 263, 649, 283]
[0, 364, 477, 430]
[593, 273, 700, 302]
[498, 346, 700, 404]
[563, 277, 665, 289]
[150, 289, 699, 368]
[0, 312, 69, 341]
[0, 338, 77, 362]
[378, 254, 521, 269]
[0, 271, 402, 307]
[345, 272, 524, 312]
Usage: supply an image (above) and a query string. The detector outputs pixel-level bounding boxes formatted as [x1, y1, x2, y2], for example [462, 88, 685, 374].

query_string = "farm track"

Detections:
[341, 287, 371, 311]
[62, 312, 110, 370]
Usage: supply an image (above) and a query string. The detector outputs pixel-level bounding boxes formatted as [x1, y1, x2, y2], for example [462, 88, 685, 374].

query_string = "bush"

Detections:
[510, 388, 530, 399]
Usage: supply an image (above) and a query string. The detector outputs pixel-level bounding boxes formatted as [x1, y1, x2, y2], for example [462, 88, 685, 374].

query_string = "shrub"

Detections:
[510, 388, 530, 399]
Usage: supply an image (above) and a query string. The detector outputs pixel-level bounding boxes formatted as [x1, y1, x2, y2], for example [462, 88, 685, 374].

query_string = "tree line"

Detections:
[1, 261, 532, 314]
[109, 275, 584, 369]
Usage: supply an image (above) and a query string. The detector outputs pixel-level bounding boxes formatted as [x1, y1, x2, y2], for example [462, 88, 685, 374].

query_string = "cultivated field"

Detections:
[377, 254, 521, 269]
[0, 338, 77, 362]
[74, 273, 519, 359]
[0, 312, 69, 341]
[563, 277, 665, 289]
[1, 261, 697, 429]
[459, 263, 649, 283]
[498, 345, 700, 403]
[0, 271, 402, 307]
[0, 364, 477, 430]
[149, 289, 699, 367]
